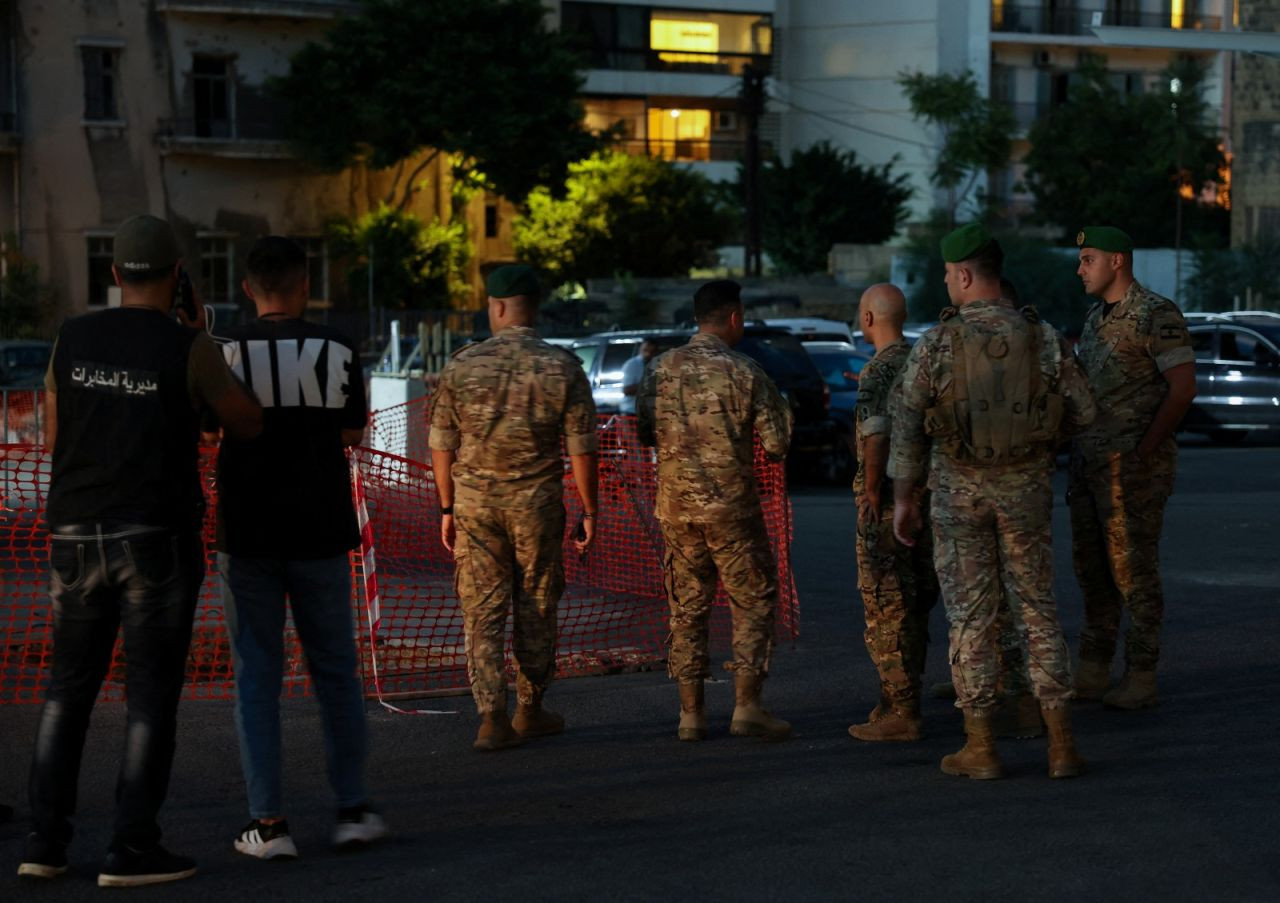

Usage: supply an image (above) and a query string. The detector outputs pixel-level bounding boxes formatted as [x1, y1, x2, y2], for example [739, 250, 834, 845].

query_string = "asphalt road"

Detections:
[2, 439, 1278, 902]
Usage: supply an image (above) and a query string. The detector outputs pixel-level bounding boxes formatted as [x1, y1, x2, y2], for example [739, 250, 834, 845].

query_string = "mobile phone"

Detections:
[175, 269, 198, 321]
[574, 517, 587, 543]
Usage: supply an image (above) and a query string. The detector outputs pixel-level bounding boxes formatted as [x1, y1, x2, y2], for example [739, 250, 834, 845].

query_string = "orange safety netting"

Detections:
[1, 396, 797, 705]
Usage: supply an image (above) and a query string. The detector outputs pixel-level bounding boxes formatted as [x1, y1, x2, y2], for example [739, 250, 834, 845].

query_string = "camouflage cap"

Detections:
[1076, 226, 1133, 254]
[113, 214, 181, 272]
[940, 223, 993, 263]
[486, 264, 541, 300]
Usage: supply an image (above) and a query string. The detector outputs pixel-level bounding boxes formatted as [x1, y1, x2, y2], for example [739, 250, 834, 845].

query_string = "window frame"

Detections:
[197, 232, 236, 305]
[85, 232, 115, 308]
[78, 39, 124, 125]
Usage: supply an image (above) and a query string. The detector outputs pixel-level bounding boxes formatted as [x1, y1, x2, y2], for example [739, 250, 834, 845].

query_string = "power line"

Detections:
[767, 92, 937, 151]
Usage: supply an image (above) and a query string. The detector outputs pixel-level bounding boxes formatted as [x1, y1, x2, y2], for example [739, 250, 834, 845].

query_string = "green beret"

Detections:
[113, 214, 181, 272]
[1076, 226, 1133, 254]
[486, 264, 541, 300]
[940, 223, 993, 263]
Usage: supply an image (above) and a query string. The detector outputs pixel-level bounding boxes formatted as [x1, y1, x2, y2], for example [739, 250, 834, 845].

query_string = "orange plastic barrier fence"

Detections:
[1, 396, 797, 705]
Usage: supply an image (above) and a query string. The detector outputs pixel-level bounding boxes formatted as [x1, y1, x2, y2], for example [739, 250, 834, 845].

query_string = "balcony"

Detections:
[996, 100, 1045, 131]
[579, 47, 770, 78]
[615, 137, 771, 164]
[992, 5, 1222, 37]
[156, 0, 355, 18]
[155, 118, 292, 159]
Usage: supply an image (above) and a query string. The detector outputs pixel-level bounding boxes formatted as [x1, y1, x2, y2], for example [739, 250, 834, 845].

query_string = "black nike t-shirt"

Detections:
[214, 317, 368, 560]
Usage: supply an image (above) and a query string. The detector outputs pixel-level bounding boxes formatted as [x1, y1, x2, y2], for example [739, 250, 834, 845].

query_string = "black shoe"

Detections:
[97, 844, 197, 888]
[17, 832, 68, 879]
[234, 819, 298, 860]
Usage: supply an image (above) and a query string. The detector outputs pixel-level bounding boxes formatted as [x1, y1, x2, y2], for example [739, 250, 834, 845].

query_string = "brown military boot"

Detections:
[1042, 705, 1085, 778]
[940, 710, 1003, 780]
[848, 701, 923, 742]
[677, 681, 707, 741]
[729, 672, 791, 741]
[992, 693, 1044, 739]
[512, 687, 565, 738]
[1074, 659, 1111, 701]
[1103, 670, 1158, 710]
[473, 711, 523, 751]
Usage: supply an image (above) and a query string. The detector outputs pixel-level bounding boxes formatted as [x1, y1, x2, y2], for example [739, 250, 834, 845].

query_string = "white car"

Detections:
[763, 318, 855, 344]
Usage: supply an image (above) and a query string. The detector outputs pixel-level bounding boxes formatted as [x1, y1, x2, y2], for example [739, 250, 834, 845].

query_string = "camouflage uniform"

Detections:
[428, 326, 597, 713]
[853, 339, 939, 705]
[1069, 281, 1193, 672]
[637, 332, 793, 682]
[891, 300, 1096, 712]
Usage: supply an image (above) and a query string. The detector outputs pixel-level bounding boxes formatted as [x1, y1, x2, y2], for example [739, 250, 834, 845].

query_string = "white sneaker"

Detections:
[332, 806, 388, 848]
[233, 819, 298, 860]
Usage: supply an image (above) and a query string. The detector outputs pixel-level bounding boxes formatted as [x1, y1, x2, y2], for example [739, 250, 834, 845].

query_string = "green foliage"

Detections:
[512, 151, 733, 285]
[1023, 58, 1227, 247]
[327, 205, 472, 310]
[898, 70, 1016, 221]
[0, 239, 50, 338]
[901, 216, 1091, 333]
[1186, 237, 1280, 311]
[272, 0, 601, 203]
[753, 141, 912, 275]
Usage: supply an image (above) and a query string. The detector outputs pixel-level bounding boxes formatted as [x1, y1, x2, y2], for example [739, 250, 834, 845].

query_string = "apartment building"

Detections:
[3, 0, 506, 324]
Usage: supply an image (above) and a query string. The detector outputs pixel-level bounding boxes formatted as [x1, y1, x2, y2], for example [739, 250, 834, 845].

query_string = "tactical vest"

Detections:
[923, 305, 1064, 465]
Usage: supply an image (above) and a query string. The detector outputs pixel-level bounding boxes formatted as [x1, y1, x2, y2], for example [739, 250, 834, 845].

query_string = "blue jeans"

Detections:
[29, 524, 203, 849]
[219, 553, 368, 818]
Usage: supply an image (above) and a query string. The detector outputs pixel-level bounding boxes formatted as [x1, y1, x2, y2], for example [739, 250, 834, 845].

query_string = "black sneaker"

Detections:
[97, 844, 196, 888]
[332, 805, 388, 849]
[17, 832, 68, 879]
[233, 819, 298, 860]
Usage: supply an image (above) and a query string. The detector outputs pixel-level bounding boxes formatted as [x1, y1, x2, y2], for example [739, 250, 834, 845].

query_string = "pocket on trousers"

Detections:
[123, 534, 180, 588]
[50, 542, 86, 590]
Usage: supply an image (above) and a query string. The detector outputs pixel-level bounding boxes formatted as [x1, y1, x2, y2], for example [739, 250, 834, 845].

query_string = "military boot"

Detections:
[992, 693, 1044, 739]
[1042, 705, 1085, 778]
[512, 686, 565, 739]
[1102, 670, 1158, 710]
[940, 710, 1003, 780]
[677, 681, 707, 741]
[473, 711, 523, 752]
[729, 672, 791, 741]
[1074, 659, 1111, 701]
[848, 701, 923, 742]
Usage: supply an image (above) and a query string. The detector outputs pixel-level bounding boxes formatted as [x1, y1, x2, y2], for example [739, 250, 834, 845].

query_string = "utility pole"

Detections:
[740, 64, 766, 279]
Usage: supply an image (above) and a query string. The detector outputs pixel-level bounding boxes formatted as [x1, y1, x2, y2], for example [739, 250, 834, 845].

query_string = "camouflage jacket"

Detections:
[428, 325, 597, 510]
[1073, 280, 1193, 469]
[852, 338, 911, 500]
[890, 299, 1096, 494]
[638, 332, 792, 523]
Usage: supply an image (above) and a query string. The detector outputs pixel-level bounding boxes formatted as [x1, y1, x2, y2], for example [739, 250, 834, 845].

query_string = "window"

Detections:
[600, 342, 639, 382]
[86, 236, 114, 306]
[1219, 329, 1263, 364]
[82, 46, 120, 121]
[199, 235, 234, 304]
[572, 344, 599, 373]
[291, 237, 328, 302]
[484, 204, 498, 239]
[1190, 328, 1215, 361]
[647, 107, 711, 161]
[193, 56, 232, 138]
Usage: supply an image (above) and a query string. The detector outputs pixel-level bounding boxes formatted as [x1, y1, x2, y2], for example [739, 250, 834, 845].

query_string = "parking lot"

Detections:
[0, 438, 1277, 902]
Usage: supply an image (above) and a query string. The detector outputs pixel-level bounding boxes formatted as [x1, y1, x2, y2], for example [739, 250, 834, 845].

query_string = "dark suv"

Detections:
[1182, 313, 1280, 441]
[566, 327, 852, 481]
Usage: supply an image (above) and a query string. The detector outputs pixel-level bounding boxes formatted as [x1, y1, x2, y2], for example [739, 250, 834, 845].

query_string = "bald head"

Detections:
[858, 283, 907, 351]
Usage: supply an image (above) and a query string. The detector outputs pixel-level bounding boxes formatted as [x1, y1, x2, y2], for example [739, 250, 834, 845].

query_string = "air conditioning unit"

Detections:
[714, 110, 738, 132]
[1033, 49, 1053, 68]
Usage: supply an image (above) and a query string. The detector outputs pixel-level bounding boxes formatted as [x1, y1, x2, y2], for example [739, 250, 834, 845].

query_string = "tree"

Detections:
[327, 205, 472, 310]
[512, 151, 733, 285]
[1186, 237, 1280, 312]
[1022, 58, 1227, 247]
[752, 142, 912, 275]
[898, 70, 1016, 225]
[272, 0, 601, 208]
[0, 239, 50, 338]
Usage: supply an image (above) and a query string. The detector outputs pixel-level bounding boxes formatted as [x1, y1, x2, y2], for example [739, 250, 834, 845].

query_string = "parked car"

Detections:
[0, 340, 53, 388]
[764, 317, 855, 344]
[802, 341, 873, 414]
[1181, 313, 1280, 441]
[568, 326, 853, 481]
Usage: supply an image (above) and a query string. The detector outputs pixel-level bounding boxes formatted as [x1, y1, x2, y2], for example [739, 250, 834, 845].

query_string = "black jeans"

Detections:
[28, 523, 203, 850]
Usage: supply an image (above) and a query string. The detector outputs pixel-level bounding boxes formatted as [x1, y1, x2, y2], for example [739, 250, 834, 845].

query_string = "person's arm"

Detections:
[860, 435, 889, 522]
[854, 359, 891, 523]
[427, 366, 460, 553]
[563, 364, 600, 550]
[188, 333, 262, 440]
[569, 452, 598, 552]
[753, 368, 793, 461]
[621, 356, 643, 397]
[1134, 304, 1197, 460]
[431, 448, 457, 553]
[888, 343, 932, 547]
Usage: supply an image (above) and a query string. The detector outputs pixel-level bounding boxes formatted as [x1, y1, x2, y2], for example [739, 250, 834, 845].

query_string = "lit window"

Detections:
[1171, 0, 1185, 28]
[651, 17, 718, 67]
[646, 108, 711, 161]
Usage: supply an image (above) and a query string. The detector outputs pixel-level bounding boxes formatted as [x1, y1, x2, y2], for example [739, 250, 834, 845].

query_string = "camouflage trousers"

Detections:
[1069, 451, 1174, 672]
[660, 516, 778, 684]
[854, 498, 939, 705]
[931, 480, 1074, 712]
[453, 504, 566, 713]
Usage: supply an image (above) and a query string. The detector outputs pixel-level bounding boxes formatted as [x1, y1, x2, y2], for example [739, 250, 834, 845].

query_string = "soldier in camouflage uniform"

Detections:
[1070, 227, 1196, 710]
[638, 279, 794, 742]
[892, 224, 1097, 780]
[428, 265, 599, 752]
[847, 283, 939, 743]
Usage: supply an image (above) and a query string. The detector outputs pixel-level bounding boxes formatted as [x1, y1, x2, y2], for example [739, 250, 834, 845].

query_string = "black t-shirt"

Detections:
[214, 317, 367, 560]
